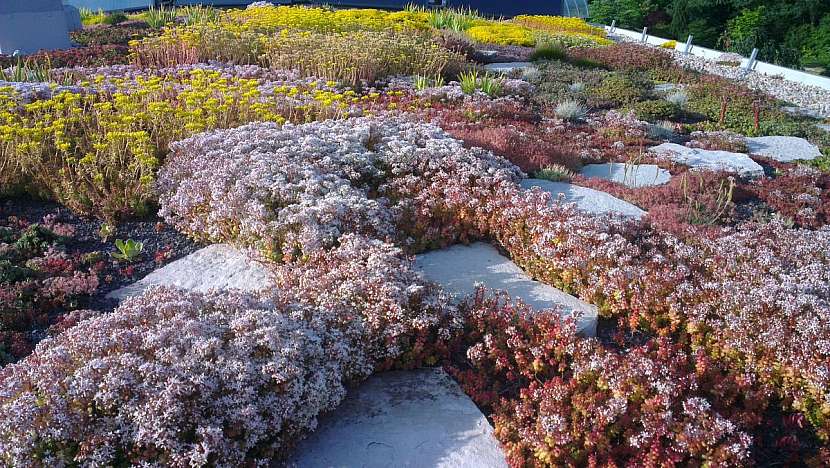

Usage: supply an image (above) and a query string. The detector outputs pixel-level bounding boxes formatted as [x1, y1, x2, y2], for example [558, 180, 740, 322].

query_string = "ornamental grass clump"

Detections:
[262, 30, 466, 87]
[554, 99, 588, 121]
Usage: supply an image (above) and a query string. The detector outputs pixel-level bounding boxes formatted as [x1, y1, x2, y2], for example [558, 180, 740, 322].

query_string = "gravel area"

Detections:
[672, 53, 830, 117]
[610, 34, 830, 118]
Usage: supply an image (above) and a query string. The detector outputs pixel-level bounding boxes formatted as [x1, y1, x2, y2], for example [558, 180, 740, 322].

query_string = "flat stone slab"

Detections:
[287, 368, 507, 468]
[650, 143, 764, 178]
[818, 124, 830, 133]
[580, 163, 671, 188]
[520, 179, 646, 219]
[483, 62, 536, 75]
[745, 136, 822, 162]
[108, 244, 273, 301]
[653, 83, 680, 93]
[783, 106, 830, 120]
[415, 242, 597, 336]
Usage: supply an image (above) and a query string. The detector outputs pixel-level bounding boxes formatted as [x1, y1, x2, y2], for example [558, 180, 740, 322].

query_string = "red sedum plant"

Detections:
[0, 216, 99, 364]
[448, 291, 753, 466]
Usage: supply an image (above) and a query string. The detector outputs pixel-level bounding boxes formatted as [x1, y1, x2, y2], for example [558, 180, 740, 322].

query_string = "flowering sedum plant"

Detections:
[157, 116, 521, 259]
[0, 66, 385, 220]
[0, 235, 459, 466]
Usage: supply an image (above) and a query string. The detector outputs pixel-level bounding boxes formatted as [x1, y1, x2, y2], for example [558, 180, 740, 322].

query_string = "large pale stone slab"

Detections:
[580, 163, 671, 188]
[745, 136, 822, 162]
[783, 106, 830, 120]
[653, 83, 680, 93]
[288, 368, 507, 468]
[415, 242, 597, 336]
[0, 0, 71, 55]
[520, 179, 646, 219]
[484, 62, 536, 75]
[108, 244, 274, 301]
[650, 143, 764, 178]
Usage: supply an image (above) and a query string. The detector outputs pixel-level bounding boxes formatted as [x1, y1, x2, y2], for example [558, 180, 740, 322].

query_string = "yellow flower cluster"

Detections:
[466, 23, 536, 47]
[512, 15, 606, 38]
[0, 69, 375, 220]
[225, 5, 430, 33]
[465, 16, 612, 48]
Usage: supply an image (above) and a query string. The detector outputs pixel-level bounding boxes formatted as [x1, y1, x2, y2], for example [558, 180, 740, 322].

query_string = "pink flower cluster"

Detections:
[0, 235, 459, 466]
[157, 116, 521, 259]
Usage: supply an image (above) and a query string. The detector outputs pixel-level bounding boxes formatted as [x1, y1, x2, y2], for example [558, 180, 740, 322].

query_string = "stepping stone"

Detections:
[653, 83, 679, 93]
[483, 62, 536, 75]
[288, 368, 507, 468]
[520, 179, 646, 219]
[476, 49, 498, 58]
[415, 242, 598, 336]
[745, 136, 822, 162]
[649, 143, 764, 178]
[108, 244, 273, 301]
[0, 0, 71, 55]
[580, 163, 671, 188]
[783, 106, 830, 120]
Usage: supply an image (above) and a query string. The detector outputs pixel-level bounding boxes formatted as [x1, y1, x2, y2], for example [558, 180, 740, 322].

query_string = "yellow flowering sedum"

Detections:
[466, 23, 536, 47]
[0, 68, 379, 220]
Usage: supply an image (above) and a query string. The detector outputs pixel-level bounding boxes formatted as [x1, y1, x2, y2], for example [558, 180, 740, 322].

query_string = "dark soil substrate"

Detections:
[0, 197, 202, 313]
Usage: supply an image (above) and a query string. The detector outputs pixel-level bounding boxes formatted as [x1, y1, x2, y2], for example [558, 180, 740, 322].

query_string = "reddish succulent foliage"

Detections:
[447, 291, 755, 466]
[417, 100, 654, 174]
[574, 169, 753, 238]
[748, 160, 830, 228]
[567, 43, 685, 81]
[0, 216, 99, 364]
[0, 45, 131, 69]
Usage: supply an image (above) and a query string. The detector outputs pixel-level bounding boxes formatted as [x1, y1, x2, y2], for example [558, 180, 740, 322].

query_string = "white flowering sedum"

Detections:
[157, 116, 521, 258]
[0, 236, 458, 466]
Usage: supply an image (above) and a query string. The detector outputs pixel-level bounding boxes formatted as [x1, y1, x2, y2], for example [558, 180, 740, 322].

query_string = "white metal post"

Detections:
[745, 48, 759, 71]
[640, 27, 648, 43]
[683, 35, 693, 54]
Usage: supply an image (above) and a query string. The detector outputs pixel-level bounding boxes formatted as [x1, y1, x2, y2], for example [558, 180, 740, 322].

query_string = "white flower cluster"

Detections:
[0, 236, 459, 466]
[157, 116, 521, 258]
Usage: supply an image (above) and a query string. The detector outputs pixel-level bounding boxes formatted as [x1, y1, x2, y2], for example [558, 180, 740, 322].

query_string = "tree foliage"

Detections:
[589, 0, 830, 71]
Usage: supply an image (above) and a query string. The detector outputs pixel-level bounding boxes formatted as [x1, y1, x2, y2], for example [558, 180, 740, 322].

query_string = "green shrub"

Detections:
[530, 41, 566, 61]
[632, 99, 678, 122]
[590, 72, 651, 107]
[102, 11, 128, 25]
[801, 16, 830, 70]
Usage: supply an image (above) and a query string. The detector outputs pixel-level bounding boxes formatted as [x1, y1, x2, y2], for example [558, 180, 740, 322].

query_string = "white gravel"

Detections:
[671, 53, 830, 118]
[610, 35, 830, 118]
